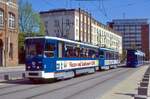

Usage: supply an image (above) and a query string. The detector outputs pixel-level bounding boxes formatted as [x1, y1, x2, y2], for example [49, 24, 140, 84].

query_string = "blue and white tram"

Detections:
[99, 48, 120, 69]
[25, 36, 99, 80]
[126, 49, 145, 67]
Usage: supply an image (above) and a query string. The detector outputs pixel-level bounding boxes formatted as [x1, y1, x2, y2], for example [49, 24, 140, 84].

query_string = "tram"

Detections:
[99, 48, 120, 69]
[25, 36, 120, 80]
[126, 49, 145, 67]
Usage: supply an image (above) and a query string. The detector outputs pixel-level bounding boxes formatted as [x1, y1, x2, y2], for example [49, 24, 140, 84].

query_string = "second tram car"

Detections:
[25, 36, 120, 80]
[99, 48, 120, 69]
[126, 49, 145, 67]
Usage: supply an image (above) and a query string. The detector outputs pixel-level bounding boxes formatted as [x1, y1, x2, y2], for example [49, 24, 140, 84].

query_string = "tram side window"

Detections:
[88, 49, 99, 58]
[95, 50, 99, 58]
[106, 52, 110, 60]
[111, 52, 114, 60]
[44, 43, 55, 57]
[74, 47, 80, 57]
[64, 46, 98, 58]
[88, 49, 93, 58]
[65, 46, 74, 58]
[88, 49, 98, 58]
[81, 48, 89, 58]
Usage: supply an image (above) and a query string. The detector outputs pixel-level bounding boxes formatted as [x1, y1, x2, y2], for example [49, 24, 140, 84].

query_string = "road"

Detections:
[0, 67, 141, 99]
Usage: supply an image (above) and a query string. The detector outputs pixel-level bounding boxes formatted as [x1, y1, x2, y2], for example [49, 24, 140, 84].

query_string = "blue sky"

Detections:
[28, 0, 150, 24]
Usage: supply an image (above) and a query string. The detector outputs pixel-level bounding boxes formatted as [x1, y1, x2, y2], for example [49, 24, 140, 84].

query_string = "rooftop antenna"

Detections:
[66, 0, 69, 8]
[123, 12, 126, 19]
[78, 1, 81, 8]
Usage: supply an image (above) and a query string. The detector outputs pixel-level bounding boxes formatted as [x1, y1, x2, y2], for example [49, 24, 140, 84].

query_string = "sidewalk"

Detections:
[100, 65, 149, 99]
[0, 65, 25, 73]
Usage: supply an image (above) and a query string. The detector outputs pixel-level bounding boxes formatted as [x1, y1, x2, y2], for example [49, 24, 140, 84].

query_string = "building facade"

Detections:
[92, 19, 122, 54]
[40, 8, 122, 54]
[108, 19, 149, 60]
[0, 0, 18, 67]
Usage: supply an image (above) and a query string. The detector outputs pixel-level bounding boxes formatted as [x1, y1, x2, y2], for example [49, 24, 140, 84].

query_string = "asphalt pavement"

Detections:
[0, 66, 145, 99]
[101, 64, 149, 99]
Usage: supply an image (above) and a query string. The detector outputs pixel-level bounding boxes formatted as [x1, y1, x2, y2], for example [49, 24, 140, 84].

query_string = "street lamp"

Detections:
[4, 2, 9, 67]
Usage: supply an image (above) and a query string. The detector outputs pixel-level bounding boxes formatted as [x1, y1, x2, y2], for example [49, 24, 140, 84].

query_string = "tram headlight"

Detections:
[37, 66, 40, 69]
[27, 66, 31, 69]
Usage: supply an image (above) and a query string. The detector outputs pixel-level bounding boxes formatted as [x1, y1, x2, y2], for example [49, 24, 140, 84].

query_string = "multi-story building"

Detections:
[108, 19, 149, 60]
[0, 0, 18, 67]
[92, 19, 122, 53]
[40, 8, 122, 54]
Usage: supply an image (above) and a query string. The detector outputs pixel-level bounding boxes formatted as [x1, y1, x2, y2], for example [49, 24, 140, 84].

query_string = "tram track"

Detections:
[0, 67, 131, 98]
[64, 69, 133, 99]
[26, 68, 132, 99]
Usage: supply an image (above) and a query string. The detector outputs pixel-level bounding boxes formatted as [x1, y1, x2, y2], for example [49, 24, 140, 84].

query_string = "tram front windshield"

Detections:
[25, 39, 45, 58]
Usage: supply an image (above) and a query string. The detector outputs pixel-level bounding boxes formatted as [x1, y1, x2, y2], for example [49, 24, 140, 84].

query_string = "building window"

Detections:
[0, 10, 4, 26]
[66, 19, 70, 26]
[54, 20, 59, 27]
[44, 21, 48, 35]
[7, 0, 14, 3]
[8, 13, 15, 28]
[9, 43, 13, 59]
[76, 19, 79, 26]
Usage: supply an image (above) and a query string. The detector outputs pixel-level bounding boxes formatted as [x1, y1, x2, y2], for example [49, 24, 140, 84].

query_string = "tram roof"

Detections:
[99, 47, 118, 52]
[26, 36, 99, 48]
[135, 50, 145, 56]
[127, 49, 145, 56]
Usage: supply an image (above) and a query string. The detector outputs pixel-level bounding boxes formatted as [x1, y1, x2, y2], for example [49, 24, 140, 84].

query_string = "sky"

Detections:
[28, 0, 150, 24]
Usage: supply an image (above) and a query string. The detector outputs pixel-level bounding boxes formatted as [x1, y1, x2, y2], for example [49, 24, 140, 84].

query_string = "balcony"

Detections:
[7, 1, 18, 9]
[0, 0, 18, 9]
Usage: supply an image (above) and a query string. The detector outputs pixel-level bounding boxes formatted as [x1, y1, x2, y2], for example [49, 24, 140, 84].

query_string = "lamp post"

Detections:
[4, 2, 8, 67]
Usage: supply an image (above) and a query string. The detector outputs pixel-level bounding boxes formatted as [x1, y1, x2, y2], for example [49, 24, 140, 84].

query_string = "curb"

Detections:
[134, 66, 150, 99]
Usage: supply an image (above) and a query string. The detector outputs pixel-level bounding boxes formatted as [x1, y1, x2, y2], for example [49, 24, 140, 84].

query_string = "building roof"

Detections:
[40, 8, 76, 14]
[40, 8, 122, 37]
[112, 18, 149, 24]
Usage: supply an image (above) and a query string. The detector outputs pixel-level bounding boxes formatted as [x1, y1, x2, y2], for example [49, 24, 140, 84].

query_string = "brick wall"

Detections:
[141, 24, 149, 60]
[0, 0, 18, 67]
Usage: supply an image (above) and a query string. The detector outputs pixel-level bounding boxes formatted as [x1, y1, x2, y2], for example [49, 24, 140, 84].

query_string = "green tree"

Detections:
[18, 0, 45, 63]
[18, 0, 45, 34]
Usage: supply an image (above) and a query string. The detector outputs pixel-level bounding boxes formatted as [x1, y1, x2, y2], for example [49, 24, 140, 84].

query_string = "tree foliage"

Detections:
[18, 0, 45, 63]
[18, 0, 45, 34]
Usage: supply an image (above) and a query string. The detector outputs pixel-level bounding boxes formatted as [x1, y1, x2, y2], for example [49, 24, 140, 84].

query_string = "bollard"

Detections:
[4, 75, 9, 80]
[140, 81, 149, 87]
[138, 87, 148, 96]
[143, 75, 149, 79]
[144, 73, 150, 76]
[134, 95, 147, 99]
[142, 78, 149, 82]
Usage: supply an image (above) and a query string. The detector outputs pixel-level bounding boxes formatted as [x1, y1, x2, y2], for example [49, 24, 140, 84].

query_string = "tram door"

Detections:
[0, 40, 3, 66]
